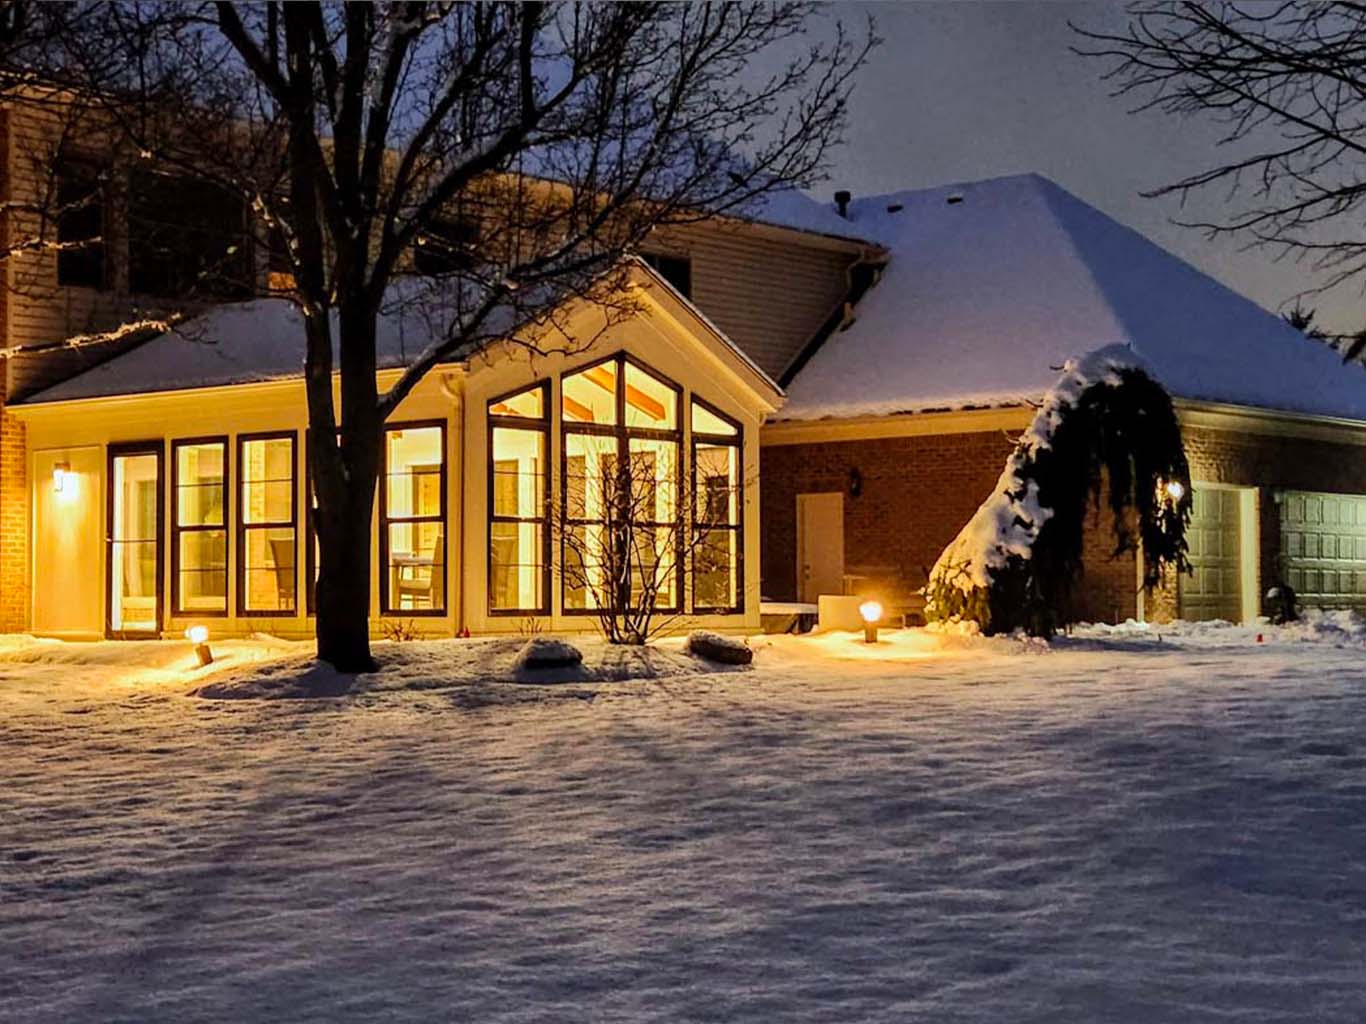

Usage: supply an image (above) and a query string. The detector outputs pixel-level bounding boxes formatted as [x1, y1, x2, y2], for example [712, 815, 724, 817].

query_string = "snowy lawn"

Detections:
[3, 620, 1366, 1022]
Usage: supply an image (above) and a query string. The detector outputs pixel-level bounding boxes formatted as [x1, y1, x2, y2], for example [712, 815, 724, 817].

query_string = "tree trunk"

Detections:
[314, 470, 379, 673]
[311, 299, 383, 674]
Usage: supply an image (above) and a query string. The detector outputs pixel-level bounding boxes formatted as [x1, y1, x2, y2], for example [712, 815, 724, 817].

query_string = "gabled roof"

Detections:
[21, 260, 779, 406]
[778, 173, 1366, 422]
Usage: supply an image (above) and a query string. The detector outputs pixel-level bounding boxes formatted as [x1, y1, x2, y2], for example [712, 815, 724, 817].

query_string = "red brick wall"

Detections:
[762, 420, 1366, 627]
[759, 430, 1140, 623]
[0, 410, 26, 632]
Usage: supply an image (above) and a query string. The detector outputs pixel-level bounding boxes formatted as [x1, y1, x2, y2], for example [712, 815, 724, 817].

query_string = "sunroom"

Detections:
[15, 261, 781, 640]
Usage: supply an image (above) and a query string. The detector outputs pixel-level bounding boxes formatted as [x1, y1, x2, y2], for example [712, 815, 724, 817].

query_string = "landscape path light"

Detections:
[186, 625, 213, 667]
[859, 599, 883, 644]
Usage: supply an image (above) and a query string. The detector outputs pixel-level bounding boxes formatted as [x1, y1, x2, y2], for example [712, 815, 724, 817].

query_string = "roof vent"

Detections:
[834, 189, 852, 218]
[946, 193, 964, 205]
[886, 202, 904, 214]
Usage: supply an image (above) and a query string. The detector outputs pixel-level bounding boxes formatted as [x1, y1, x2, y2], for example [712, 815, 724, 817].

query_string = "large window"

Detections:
[561, 355, 681, 612]
[691, 400, 743, 612]
[172, 438, 228, 616]
[489, 384, 549, 614]
[129, 170, 252, 299]
[238, 433, 297, 616]
[381, 422, 446, 615]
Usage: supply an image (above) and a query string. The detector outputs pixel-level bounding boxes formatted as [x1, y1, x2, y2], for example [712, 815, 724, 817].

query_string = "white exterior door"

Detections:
[1180, 485, 1249, 622]
[1279, 490, 1366, 611]
[797, 492, 844, 602]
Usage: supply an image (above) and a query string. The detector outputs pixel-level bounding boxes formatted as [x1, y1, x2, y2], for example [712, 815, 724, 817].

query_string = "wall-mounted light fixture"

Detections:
[52, 461, 72, 496]
[848, 467, 863, 499]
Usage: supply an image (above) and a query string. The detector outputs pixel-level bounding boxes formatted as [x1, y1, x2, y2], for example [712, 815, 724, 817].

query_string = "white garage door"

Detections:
[1180, 487, 1244, 622]
[1279, 490, 1366, 611]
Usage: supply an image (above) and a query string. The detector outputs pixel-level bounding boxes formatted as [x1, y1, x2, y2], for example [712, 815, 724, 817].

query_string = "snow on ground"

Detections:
[3, 620, 1366, 1022]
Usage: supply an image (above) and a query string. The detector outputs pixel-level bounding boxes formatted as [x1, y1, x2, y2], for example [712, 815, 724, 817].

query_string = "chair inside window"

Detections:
[268, 537, 296, 611]
[395, 530, 443, 609]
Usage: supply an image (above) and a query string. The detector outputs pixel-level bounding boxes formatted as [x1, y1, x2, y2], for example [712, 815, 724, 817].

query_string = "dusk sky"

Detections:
[810, 2, 1363, 335]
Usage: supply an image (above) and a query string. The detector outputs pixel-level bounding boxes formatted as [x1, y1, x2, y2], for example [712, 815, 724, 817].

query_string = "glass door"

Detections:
[107, 443, 164, 637]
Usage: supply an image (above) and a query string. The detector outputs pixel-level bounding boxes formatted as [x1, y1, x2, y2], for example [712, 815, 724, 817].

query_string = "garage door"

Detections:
[1180, 487, 1244, 622]
[1279, 490, 1366, 611]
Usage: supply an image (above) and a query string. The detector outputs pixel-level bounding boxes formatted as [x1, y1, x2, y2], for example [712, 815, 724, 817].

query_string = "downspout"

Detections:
[439, 371, 466, 636]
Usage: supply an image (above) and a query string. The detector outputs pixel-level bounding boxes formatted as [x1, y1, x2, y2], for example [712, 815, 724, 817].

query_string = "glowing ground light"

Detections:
[186, 625, 213, 667]
[859, 600, 883, 644]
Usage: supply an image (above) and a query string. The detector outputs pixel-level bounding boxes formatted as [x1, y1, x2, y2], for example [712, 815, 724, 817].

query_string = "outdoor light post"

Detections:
[186, 625, 213, 667]
[859, 600, 883, 644]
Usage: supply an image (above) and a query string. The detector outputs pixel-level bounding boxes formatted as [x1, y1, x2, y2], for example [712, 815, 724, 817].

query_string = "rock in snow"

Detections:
[513, 636, 584, 671]
[685, 630, 754, 665]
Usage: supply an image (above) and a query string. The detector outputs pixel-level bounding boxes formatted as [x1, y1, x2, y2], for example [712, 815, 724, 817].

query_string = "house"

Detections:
[8, 109, 1366, 640]
[0, 93, 875, 639]
[762, 173, 1366, 625]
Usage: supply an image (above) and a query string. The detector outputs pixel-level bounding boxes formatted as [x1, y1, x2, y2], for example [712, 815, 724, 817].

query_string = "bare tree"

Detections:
[1073, 3, 1366, 300]
[3, 2, 871, 670]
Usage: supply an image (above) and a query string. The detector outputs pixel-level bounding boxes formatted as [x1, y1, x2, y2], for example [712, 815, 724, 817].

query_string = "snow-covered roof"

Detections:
[742, 188, 878, 245]
[778, 173, 1366, 423]
[23, 260, 777, 405]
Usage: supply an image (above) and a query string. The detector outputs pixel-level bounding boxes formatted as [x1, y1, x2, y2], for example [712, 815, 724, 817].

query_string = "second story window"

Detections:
[414, 217, 480, 276]
[129, 170, 252, 300]
[56, 162, 107, 290]
[641, 252, 692, 298]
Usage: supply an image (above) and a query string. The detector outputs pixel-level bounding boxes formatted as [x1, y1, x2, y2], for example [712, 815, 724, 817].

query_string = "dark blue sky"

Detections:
[807, 2, 1361, 334]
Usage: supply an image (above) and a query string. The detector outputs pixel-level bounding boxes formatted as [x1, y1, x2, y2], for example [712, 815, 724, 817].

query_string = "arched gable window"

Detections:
[561, 354, 681, 613]
[488, 382, 550, 614]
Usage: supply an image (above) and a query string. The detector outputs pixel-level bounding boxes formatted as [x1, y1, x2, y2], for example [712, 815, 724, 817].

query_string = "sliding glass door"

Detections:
[107, 442, 164, 637]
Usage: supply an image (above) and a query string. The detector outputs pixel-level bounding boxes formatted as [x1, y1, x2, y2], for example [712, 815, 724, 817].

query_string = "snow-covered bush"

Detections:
[925, 347, 1191, 637]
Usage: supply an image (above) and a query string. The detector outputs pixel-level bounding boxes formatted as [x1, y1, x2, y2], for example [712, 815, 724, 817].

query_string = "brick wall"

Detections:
[759, 430, 1140, 623]
[762, 420, 1366, 627]
[0, 410, 26, 632]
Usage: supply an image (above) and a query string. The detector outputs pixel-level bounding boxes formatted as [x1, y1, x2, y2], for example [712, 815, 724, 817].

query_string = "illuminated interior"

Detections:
[560, 356, 680, 611]
[692, 400, 742, 611]
[240, 434, 296, 613]
[384, 425, 446, 612]
[109, 449, 160, 634]
[174, 440, 227, 614]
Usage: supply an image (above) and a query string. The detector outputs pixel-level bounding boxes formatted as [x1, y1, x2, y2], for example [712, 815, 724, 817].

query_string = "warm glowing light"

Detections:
[53, 462, 72, 495]
[1164, 480, 1185, 502]
[185, 625, 209, 645]
[859, 599, 883, 644]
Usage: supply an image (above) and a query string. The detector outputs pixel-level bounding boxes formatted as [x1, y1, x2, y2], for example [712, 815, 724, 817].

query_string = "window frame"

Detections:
[235, 430, 298, 618]
[170, 435, 230, 619]
[487, 381, 551, 617]
[55, 159, 109, 290]
[689, 396, 744, 615]
[560, 353, 684, 616]
[104, 439, 165, 639]
[379, 419, 449, 617]
[128, 168, 254, 300]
